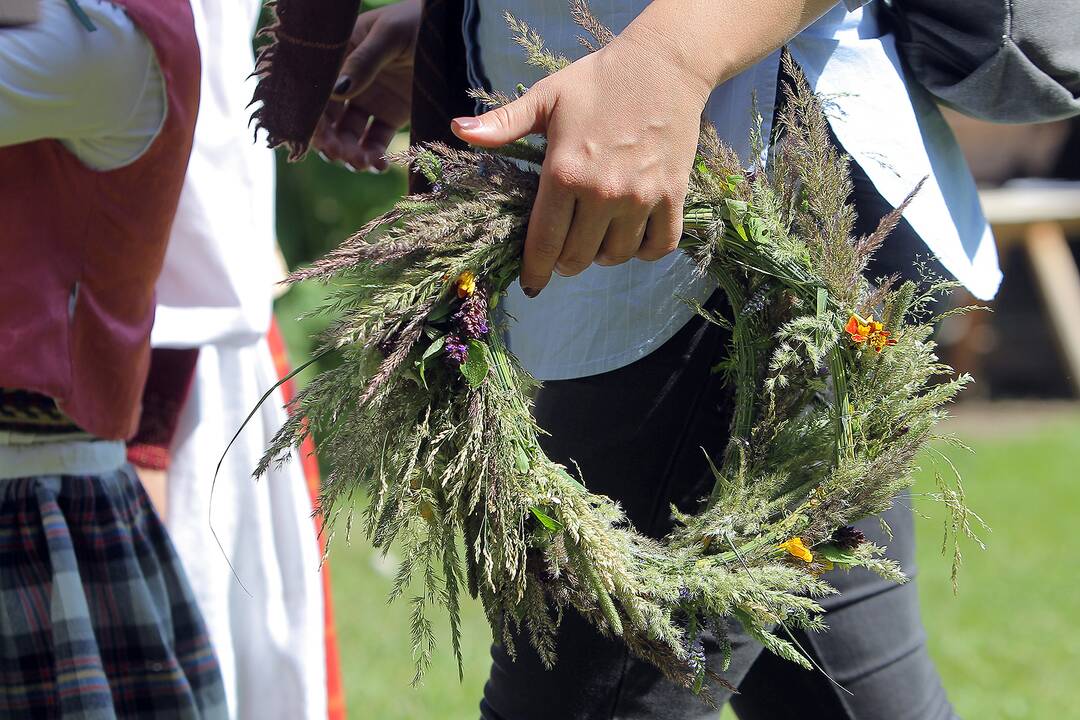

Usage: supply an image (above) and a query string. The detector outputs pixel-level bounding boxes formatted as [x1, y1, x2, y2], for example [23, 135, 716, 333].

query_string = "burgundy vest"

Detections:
[0, 0, 200, 440]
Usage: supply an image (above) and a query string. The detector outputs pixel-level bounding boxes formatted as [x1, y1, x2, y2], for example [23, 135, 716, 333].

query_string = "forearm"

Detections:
[618, 0, 839, 100]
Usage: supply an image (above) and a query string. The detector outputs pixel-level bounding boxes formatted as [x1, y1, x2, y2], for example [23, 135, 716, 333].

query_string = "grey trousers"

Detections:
[479, 162, 957, 720]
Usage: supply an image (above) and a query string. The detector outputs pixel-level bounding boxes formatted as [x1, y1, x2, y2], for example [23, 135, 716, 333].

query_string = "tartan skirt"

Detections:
[0, 465, 227, 719]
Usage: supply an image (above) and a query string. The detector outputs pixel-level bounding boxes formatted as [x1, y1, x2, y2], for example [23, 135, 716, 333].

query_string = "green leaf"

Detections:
[426, 300, 454, 324]
[529, 506, 562, 532]
[459, 339, 491, 388]
[418, 336, 445, 389]
[514, 444, 530, 473]
[421, 336, 445, 362]
[724, 198, 749, 223]
[816, 543, 860, 567]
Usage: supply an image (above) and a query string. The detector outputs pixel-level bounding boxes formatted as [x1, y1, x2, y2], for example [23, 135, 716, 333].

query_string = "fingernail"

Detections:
[522, 286, 540, 298]
[333, 77, 351, 96]
[452, 116, 482, 131]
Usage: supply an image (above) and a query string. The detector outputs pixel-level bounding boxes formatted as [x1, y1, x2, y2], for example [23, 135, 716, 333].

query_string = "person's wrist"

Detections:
[611, 16, 715, 111]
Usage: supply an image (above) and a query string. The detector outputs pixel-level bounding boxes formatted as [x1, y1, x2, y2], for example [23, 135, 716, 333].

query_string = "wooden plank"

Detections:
[1023, 222, 1080, 396]
[980, 186, 1080, 225]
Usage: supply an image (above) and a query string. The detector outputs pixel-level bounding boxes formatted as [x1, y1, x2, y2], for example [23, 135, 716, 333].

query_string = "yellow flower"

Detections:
[455, 271, 477, 298]
[778, 537, 813, 563]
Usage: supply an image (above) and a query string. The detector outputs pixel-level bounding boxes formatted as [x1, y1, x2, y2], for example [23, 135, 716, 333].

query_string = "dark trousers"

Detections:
[479, 161, 957, 720]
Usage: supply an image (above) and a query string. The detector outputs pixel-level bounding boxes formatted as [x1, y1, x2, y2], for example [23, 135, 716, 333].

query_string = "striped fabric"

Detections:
[0, 467, 227, 719]
[0, 389, 83, 436]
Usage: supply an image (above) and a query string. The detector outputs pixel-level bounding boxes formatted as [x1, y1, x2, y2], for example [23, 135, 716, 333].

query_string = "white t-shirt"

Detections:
[0, 0, 165, 170]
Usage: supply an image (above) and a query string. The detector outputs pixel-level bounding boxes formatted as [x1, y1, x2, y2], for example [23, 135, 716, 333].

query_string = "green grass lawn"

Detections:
[325, 411, 1080, 720]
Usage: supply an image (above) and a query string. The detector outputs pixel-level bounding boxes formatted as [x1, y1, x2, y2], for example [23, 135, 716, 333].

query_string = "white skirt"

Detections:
[164, 337, 328, 720]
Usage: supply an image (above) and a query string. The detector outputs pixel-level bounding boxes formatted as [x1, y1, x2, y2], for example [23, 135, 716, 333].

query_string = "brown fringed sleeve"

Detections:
[250, 0, 362, 160]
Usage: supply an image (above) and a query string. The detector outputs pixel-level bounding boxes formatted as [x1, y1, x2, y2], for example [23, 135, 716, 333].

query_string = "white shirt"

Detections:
[464, 1, 1002, 381]
[0, 0, 165, 170]
[150, 0, 278, 348]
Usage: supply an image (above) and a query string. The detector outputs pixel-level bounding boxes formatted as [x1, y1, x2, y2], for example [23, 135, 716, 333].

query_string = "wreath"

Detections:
[256, 10, 981, 698]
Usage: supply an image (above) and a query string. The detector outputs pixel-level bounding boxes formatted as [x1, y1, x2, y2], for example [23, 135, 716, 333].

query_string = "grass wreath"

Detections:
[255, 8, 985, 698]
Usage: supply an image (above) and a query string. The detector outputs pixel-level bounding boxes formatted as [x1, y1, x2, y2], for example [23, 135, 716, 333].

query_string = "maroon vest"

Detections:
[0, 0, 200, 440]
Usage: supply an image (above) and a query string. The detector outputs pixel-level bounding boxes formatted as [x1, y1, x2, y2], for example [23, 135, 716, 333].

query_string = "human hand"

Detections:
[450, 21, 712, 296]
[133, 465, 168, 520]
[312, 0, 421, 172]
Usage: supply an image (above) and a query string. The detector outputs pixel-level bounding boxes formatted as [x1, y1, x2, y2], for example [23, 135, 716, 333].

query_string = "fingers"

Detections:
[360, 119, 397, 172]
[556, 201, 610, 277]
[314, 101, 376, 170]
[520, 167, 575, 296]
[451, 86, 549, 148]
[638, 195, 683, 261]
[522, 158, 672, 295]
[331, 12, 387, 100]
[596, 209, 649, 266]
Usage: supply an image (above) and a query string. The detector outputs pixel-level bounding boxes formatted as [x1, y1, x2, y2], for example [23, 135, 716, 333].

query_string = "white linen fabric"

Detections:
[464, 1, 1002, 381]
[0, 0, 165, 169]
[164, 340, 328, 720]
[150, 2, 329, 718]
[150, 0, 278, 348]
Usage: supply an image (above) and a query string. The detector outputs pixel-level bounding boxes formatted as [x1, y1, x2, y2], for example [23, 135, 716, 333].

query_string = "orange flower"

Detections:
[845, 314, 872, 343]
[455, 271, 477, 298]
[868, 328, 897, 353]
[845, 313, 896, 353]
[778, 537, 813, 563]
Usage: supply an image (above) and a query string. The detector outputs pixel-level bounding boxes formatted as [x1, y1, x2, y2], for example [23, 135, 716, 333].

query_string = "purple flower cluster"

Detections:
[453, 289, 490, 339]
[686, 636, 706, 674]
[444, 285, 490, 368]
[444, 333, 469, 367]
[831, 525, 866, 551]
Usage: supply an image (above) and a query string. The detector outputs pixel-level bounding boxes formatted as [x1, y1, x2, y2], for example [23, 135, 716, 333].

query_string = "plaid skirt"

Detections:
[0, 465, 227, 719]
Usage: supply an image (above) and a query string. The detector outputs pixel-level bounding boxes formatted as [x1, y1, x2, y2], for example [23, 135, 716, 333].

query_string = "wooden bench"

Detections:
[979, 185, 1080, 396]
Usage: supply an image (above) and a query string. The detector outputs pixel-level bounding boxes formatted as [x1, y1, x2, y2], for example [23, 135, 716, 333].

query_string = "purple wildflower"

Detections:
[686, 636, 706, 674]
[452, 287, 489, 339]
[831, 526, 866, 551]
[444, 333, 469, 367]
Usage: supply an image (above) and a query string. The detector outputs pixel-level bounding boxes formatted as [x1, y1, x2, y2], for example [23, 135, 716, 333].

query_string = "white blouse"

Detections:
[0, 0, 165, 170]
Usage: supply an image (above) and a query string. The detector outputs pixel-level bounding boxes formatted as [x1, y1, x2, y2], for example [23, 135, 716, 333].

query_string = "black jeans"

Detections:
[479, 160, 957, 720]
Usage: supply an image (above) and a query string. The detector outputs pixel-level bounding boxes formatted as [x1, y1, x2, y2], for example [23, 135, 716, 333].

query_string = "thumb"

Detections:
[451, 90, 549, 147]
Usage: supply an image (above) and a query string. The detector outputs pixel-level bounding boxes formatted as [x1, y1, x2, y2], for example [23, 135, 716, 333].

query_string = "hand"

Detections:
[312, 0, 421, 172]
[451, 23, 711, 296]
[134, 465, 168, 519]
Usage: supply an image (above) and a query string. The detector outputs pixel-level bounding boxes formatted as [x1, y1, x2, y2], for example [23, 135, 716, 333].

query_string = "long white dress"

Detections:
[149, 1, 329, 718]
